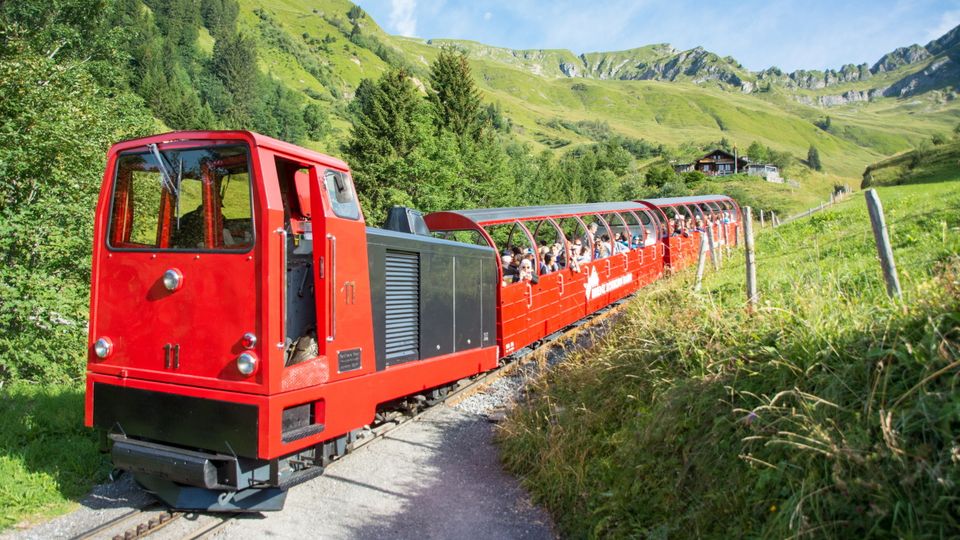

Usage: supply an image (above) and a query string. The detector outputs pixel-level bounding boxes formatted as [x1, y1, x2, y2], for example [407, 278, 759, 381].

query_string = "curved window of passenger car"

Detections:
[108, 144, 253, 251]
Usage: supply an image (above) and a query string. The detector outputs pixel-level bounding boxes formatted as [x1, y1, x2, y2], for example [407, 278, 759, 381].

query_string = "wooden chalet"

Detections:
[693, 149, 749, 176]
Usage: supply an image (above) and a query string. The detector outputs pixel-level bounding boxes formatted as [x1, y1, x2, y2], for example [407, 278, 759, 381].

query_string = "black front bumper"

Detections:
[92, 382, 259, 457]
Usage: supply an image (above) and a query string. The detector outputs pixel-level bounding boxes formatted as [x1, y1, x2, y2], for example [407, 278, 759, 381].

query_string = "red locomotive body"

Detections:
[85, 131, 738, 511]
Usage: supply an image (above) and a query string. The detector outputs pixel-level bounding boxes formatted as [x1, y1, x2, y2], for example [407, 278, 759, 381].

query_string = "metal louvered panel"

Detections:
[384, 250, 419, 363]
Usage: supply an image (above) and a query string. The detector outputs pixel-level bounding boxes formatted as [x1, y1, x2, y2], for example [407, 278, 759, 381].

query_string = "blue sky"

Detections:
[356, 0, 960, 72]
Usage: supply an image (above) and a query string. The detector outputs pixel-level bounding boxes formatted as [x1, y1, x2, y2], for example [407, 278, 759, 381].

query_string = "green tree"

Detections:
[645, 165, 676, 188]
[303, 103, 331, 140]
[954, 122, 960, 138]
[930, 133, 946, 146]
[807, 145, 823, 171]
[746, 140, 768, 163]
[428, 48, 483, 141]
[212, 32, 260, 127]
[0, 32, 156, 382]
[344, 69, 447, 223]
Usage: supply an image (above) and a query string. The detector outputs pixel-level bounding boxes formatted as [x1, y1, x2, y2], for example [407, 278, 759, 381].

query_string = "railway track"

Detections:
[71, 295, 632, 540]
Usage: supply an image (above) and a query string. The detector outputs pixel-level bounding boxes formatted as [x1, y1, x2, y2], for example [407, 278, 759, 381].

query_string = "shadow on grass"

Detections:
[0, 382, 112, 528]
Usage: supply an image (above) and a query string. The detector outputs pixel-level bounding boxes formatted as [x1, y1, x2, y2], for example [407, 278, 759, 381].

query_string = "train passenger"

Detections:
[518, 259, 540, 284]
[540, 253, 559, 275]
[502, 254, 520, 285]
[582, 222, 598, 247]
[578, 244, 592, 263]
[615, 233, 629, 253]
[598, 234, 612, 258]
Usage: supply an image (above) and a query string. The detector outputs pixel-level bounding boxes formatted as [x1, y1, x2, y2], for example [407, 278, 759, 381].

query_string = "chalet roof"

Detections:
[696, 148, 744, 162]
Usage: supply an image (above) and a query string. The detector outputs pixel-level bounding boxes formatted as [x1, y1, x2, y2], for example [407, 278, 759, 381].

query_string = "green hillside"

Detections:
[863, 139, 960, 188]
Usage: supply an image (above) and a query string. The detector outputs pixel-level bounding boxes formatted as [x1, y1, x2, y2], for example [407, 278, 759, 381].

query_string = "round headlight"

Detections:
[241, 332, 257, 349]
[237, 352, 258, 375]
[162, 268, 183, 291]
[94, 337, 113, 358]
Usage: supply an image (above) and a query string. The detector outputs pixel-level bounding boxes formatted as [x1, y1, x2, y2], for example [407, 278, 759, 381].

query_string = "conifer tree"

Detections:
[344, 69, 436, 222]
[807, 145, 823, 171]
[428, 48, 483, 141]
[212, 32, 259, 128]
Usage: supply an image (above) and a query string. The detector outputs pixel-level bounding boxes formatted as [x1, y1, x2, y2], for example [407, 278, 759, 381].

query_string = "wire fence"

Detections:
[776, 188, 854, 226]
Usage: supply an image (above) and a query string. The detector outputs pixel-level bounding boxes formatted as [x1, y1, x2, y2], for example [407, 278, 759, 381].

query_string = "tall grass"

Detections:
[498, 180, 960, 538]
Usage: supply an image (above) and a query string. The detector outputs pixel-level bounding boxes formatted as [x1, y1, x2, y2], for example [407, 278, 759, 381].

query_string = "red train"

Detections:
[85, 131, 739, 511]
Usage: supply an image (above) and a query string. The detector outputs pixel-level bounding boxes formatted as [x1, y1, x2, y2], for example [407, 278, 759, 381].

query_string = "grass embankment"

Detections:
[498, 179, 960, 538]
[0, 383, 105, 530]
[863, 141, 960, 188]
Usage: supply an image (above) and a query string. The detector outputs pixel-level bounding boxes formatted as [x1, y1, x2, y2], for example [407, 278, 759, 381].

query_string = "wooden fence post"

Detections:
[706, 224, 719, 270]
[694, 235, 708, 292]
[723, 221, 731, 256]
[760, 209, 765, 228]
[865, 189, 902, 299]
[743, 207, 758, 311]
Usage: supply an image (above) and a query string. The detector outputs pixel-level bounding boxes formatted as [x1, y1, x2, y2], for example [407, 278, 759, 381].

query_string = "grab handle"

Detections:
[525, 283, 533, 308]
[558, 273, 565, 295]
[327, 233, 336, 342]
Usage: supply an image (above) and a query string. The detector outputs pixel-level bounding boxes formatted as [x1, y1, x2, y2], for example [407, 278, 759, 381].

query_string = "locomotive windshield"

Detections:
[107, 144, 254, 251]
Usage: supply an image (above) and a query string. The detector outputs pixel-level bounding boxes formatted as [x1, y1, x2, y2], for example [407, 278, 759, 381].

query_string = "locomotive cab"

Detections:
[85, 132, 377, 510]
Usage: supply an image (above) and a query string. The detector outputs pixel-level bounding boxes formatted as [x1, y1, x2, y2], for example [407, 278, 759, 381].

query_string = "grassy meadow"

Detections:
[498, 178, 960, 538]
[0, 384, 105, 530]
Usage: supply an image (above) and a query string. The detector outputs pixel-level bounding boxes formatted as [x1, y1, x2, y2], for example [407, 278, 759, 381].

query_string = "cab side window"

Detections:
[324, 169, 360, 220]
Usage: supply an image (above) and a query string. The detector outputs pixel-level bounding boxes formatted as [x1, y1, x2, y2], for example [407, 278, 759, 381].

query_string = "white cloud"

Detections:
[390, 0, 418, 36]
[927, 10, 960, 42]
[483, 11, 493, 21]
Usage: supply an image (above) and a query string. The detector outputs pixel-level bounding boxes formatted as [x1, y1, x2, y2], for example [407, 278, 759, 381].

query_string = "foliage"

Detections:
[746, 140, 768, 163]
[931, 132, 946, 145]
[0, 3, 156, 383]
[644, 164, 676, 188]
[429, 48, 484, 141]
[499, 180, 960, 538]
[808, 144, 823, 171]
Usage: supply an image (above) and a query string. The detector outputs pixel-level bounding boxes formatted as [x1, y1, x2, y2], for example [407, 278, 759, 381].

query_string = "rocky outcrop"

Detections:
[872, 44, 931, 73]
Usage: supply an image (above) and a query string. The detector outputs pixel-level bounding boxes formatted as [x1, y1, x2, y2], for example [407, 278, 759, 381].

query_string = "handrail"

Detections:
[327, 233, 336, 342]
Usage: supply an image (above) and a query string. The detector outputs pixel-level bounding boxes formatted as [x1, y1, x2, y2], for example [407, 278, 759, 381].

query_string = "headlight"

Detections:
[162, 268, 183, 291]
[241, 332, 257, 349]
[94, 337, 113, 358]
[237, 352, 258, 375]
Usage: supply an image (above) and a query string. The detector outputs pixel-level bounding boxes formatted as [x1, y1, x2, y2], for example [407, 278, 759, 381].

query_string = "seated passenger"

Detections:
[540, 253, 559, 275]
[598, 234, 612, 258]
[615, 233, 629, 253]
[518, 259, 539, 284]
[578, 244, 592, 263]
[501, 254, 520, 285]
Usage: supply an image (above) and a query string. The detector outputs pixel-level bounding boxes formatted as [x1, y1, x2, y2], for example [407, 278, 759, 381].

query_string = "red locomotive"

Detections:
[85, 131, 739, 511]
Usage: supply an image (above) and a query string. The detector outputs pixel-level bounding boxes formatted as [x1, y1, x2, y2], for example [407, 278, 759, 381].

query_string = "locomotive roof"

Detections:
[432, 196, 733, 225]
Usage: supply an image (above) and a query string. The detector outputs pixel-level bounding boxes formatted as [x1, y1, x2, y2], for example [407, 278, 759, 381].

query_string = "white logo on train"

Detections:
[584, 267, 633, 301]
